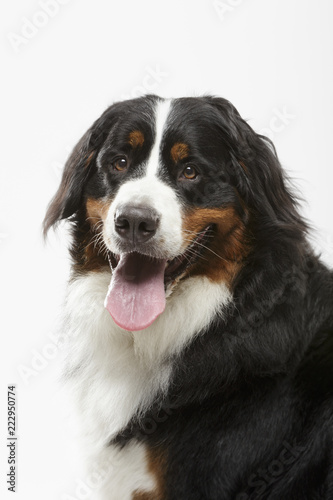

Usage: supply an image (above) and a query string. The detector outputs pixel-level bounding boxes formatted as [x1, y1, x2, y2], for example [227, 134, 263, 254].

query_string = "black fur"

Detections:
[114, 255, 333, 498]
[45, 95, 333, 499]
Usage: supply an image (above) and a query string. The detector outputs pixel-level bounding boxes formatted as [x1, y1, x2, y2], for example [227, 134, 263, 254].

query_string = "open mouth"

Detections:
[107, 224, 214, 285]
[104, 225, 214, 332]
[164, 224, 214, 286]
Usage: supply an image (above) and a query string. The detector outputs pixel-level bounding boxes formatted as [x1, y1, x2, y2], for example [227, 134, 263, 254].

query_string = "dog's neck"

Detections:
[62, 270, 231, 448]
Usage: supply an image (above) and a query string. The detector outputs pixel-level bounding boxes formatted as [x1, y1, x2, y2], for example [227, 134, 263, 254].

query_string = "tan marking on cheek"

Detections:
[132, 446, 166, 500]
[182, 206, 250, 286]
[170, 142, 189, 163]
[128, 130, 145, 148]
[73, 197, 113, 273]
[86, 197, 111, 226]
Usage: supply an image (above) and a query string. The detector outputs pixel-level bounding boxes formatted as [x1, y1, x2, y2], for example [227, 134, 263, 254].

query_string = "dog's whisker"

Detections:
[86, 217, 104, 233]
[179, 246, 210, 263]
[84, 232, 105, 254]
[182, 236, 229, 263]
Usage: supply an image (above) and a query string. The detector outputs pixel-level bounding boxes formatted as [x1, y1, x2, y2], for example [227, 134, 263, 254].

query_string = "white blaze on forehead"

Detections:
[104, 98, 183, 259]
[146, 98, 173, 177]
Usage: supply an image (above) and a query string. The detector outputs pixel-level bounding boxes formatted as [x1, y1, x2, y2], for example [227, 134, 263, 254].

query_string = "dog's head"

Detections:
[44, 95, 305, 331]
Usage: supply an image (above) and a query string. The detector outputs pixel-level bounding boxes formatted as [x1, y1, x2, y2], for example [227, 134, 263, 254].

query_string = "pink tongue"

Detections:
[104, 253, 167, 331]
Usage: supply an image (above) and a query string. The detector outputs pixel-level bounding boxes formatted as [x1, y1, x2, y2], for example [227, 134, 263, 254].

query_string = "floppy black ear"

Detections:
[43, 107, 116, 236]
[205, 96, 307, 237]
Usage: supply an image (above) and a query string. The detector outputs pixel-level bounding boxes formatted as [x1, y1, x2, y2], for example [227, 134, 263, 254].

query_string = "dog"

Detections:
[44, 95, 333, 499]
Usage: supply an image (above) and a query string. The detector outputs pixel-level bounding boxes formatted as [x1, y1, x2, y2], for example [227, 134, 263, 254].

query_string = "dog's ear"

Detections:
[43, 107, 116, 236]
[205, 96, 306, 235]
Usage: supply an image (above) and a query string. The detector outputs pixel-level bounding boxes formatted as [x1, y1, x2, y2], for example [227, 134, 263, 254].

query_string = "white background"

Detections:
[1, 0, 333, 498]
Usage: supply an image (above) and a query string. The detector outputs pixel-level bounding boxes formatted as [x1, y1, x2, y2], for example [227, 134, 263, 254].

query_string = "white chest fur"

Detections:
[62, 270, 231, 497]
[85, 441, 156, 500]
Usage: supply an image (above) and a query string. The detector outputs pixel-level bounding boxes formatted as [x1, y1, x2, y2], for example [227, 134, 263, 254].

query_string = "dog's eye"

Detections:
[112, 156, 128, 172]
[183, 165, 198, 180]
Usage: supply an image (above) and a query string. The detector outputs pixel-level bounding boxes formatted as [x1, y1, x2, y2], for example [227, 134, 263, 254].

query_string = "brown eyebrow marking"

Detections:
[170, 142, 189, 163]
[128, 130, 145, 148]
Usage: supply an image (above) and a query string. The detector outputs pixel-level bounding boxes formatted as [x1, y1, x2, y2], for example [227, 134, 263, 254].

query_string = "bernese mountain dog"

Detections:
[44, 95, 333, 499]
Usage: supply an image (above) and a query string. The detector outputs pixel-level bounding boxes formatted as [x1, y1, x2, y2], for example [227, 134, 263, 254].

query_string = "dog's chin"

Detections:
[106, 224, 215, 293]
[103, 224, 215, 331]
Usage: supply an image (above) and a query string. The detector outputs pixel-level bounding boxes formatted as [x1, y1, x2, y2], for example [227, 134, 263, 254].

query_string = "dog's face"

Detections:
[45, 95, 300, 331]
[92, 97, 248, 273]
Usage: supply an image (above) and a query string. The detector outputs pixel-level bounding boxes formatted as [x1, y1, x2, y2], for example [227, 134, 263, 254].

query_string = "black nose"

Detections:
[114, 205, 160, 244]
